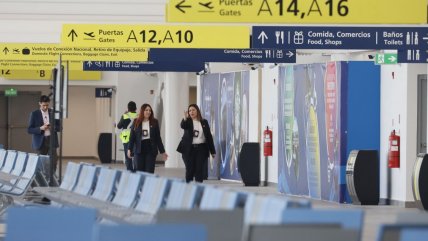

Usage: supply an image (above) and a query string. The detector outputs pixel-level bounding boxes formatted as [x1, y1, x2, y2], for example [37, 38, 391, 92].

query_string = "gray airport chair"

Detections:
[4, 154, 40, 196]
[0, 152, 28, 189]
[59, 162, 83, 191]
[90, 167, 120, 202]
[0, 149, 7, 168]
[282, 209, 364, 229]
[399, 228, 428, 241]
[281, 209, 364, 241]
[245, 224, 358, 241]
[199, 186, 239, 210]
[120, 176, 171, 223]
[134, 176, 170, 214]
[109, 171, 142, 208]
[36, 155, 59, 187]
[376, 224, 428, 241]
[94, 223, 207, 241]
[70, 165, 98, 196]
[0, 150, 17, 174]
[62, 167, 120, 208]
[156, 209, 243, 241]
[164, 180, 202, 209]
[244, 194, 308, 224]
[5, 206, 97, 241]
[396, 211, 428, 224]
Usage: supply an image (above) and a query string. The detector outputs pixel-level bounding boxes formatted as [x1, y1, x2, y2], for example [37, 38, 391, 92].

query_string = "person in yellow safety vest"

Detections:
[117, 101, 138, 171]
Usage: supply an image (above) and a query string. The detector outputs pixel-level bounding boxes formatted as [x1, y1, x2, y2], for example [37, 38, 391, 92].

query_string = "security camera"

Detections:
[196, 69, 207, 76]
[106, 87, 116, 93]
[368, 55, 374, 60]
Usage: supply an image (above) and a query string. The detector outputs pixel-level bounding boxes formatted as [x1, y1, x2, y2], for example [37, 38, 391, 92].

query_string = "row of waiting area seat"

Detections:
[1, 147, 428, 241]
[0, 148, 57, 200]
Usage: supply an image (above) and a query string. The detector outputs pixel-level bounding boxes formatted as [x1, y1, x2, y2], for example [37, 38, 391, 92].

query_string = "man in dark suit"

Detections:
[27, 95, 60, 172]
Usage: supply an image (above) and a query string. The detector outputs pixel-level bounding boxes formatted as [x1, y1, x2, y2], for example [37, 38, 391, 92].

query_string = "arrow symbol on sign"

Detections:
[258, 31, 268, 44]
[388, 55, 396, 62]
[3, 47, 9, 55]
[68, 29, 78, 42]
[176, 0, 192, 13]
[286, 51, 294, 58]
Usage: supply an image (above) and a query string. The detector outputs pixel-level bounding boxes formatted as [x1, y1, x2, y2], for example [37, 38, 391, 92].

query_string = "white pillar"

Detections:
[164, 72, 189, 168]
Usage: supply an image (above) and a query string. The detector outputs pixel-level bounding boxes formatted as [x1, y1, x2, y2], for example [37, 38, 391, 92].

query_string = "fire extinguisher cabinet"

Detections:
[412, 154, 428, 210]
[346, 150, 379, 205]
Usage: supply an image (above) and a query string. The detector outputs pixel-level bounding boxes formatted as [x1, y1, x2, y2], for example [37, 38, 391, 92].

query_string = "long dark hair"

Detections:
[134, 103, 157, 129]
[188, 104, 202, 121]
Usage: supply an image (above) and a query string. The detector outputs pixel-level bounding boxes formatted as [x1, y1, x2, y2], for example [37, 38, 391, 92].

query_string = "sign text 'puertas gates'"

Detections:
[61, 24, 250, 49]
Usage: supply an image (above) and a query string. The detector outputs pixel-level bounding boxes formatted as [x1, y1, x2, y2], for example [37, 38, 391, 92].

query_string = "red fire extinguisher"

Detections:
[388, 130, 400, 168]
[264, 126, 273, 157]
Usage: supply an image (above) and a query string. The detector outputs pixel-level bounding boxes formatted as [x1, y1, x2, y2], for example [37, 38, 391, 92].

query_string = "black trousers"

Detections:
[38, 136, 57, 173]
[134, 139, 156, 173]
[123, 143, 134, 171]
[185, 144, 208, 183]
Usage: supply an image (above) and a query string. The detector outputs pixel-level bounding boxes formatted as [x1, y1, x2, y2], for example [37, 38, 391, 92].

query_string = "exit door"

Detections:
[417, 75, 427, 154]
[0, 91, 41, 152]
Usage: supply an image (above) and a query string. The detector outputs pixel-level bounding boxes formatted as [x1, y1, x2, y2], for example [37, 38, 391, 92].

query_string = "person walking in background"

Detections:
[127, 103, 168, 173]
[117, 101, 138, 171]
[27, 95, 60, 172]
[177, 104, 215, 183]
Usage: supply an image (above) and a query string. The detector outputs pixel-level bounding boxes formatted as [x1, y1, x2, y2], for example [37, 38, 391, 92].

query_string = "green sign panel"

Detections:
[5, 88, 17, 96]
[375, 53, 398, 65]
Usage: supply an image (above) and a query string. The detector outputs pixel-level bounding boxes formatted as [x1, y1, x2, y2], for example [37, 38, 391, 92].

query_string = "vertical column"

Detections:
[164, 72, 189, 168]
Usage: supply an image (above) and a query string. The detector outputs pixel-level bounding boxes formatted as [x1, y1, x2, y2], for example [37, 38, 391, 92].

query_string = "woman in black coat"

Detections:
[177, 104, 215, 182]
[128, 103, 168, 173]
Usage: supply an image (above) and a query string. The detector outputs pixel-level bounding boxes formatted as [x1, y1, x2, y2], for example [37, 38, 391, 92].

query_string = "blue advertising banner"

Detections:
[200, 71, 250, 181]
[149, 48, 296, 63]
[278, 63, 341, 202]
[252, 26, 428, 53]
[200, 73, 221, 179]
[83, 61, 205, 72]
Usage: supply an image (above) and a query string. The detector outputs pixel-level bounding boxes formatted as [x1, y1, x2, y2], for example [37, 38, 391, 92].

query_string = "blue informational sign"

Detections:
[95, 88, 112, 98]
[83, 61, 205, 72]
[149, 48, 296, 63]
[252, 26, 428, 53]
[397, 49, 428, 63]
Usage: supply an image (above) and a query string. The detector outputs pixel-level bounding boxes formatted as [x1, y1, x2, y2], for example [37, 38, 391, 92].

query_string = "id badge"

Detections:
[143, 129, 148, 137]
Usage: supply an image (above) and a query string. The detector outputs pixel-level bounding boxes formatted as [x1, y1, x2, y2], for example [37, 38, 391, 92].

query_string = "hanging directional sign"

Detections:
[375, 53, 398, 65]
[149, 48, 296, 63]
[83, 61, 205, 72]
[0, 59, 83, 70]
[397, 49, 428, 63]
[61, 24, 250, 48]
[166, 0, 426, 24]
[0, 43, 148, 61]
[0, 69, 101, 80]
[252, 26, 428, 50]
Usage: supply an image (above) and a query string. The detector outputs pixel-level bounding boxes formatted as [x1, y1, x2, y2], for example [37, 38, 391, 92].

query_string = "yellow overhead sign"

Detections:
[0, 59, 83, 70]
[166, 0, 427, 24]
[61, 24, 250, 48]
[0, 43, 148, 61]
[0, 69, 101, 81]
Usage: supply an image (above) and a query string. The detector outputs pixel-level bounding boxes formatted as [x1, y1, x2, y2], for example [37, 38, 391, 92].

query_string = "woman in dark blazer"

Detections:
[127, 103, 168, 173]
[177, 104, 215, 183]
